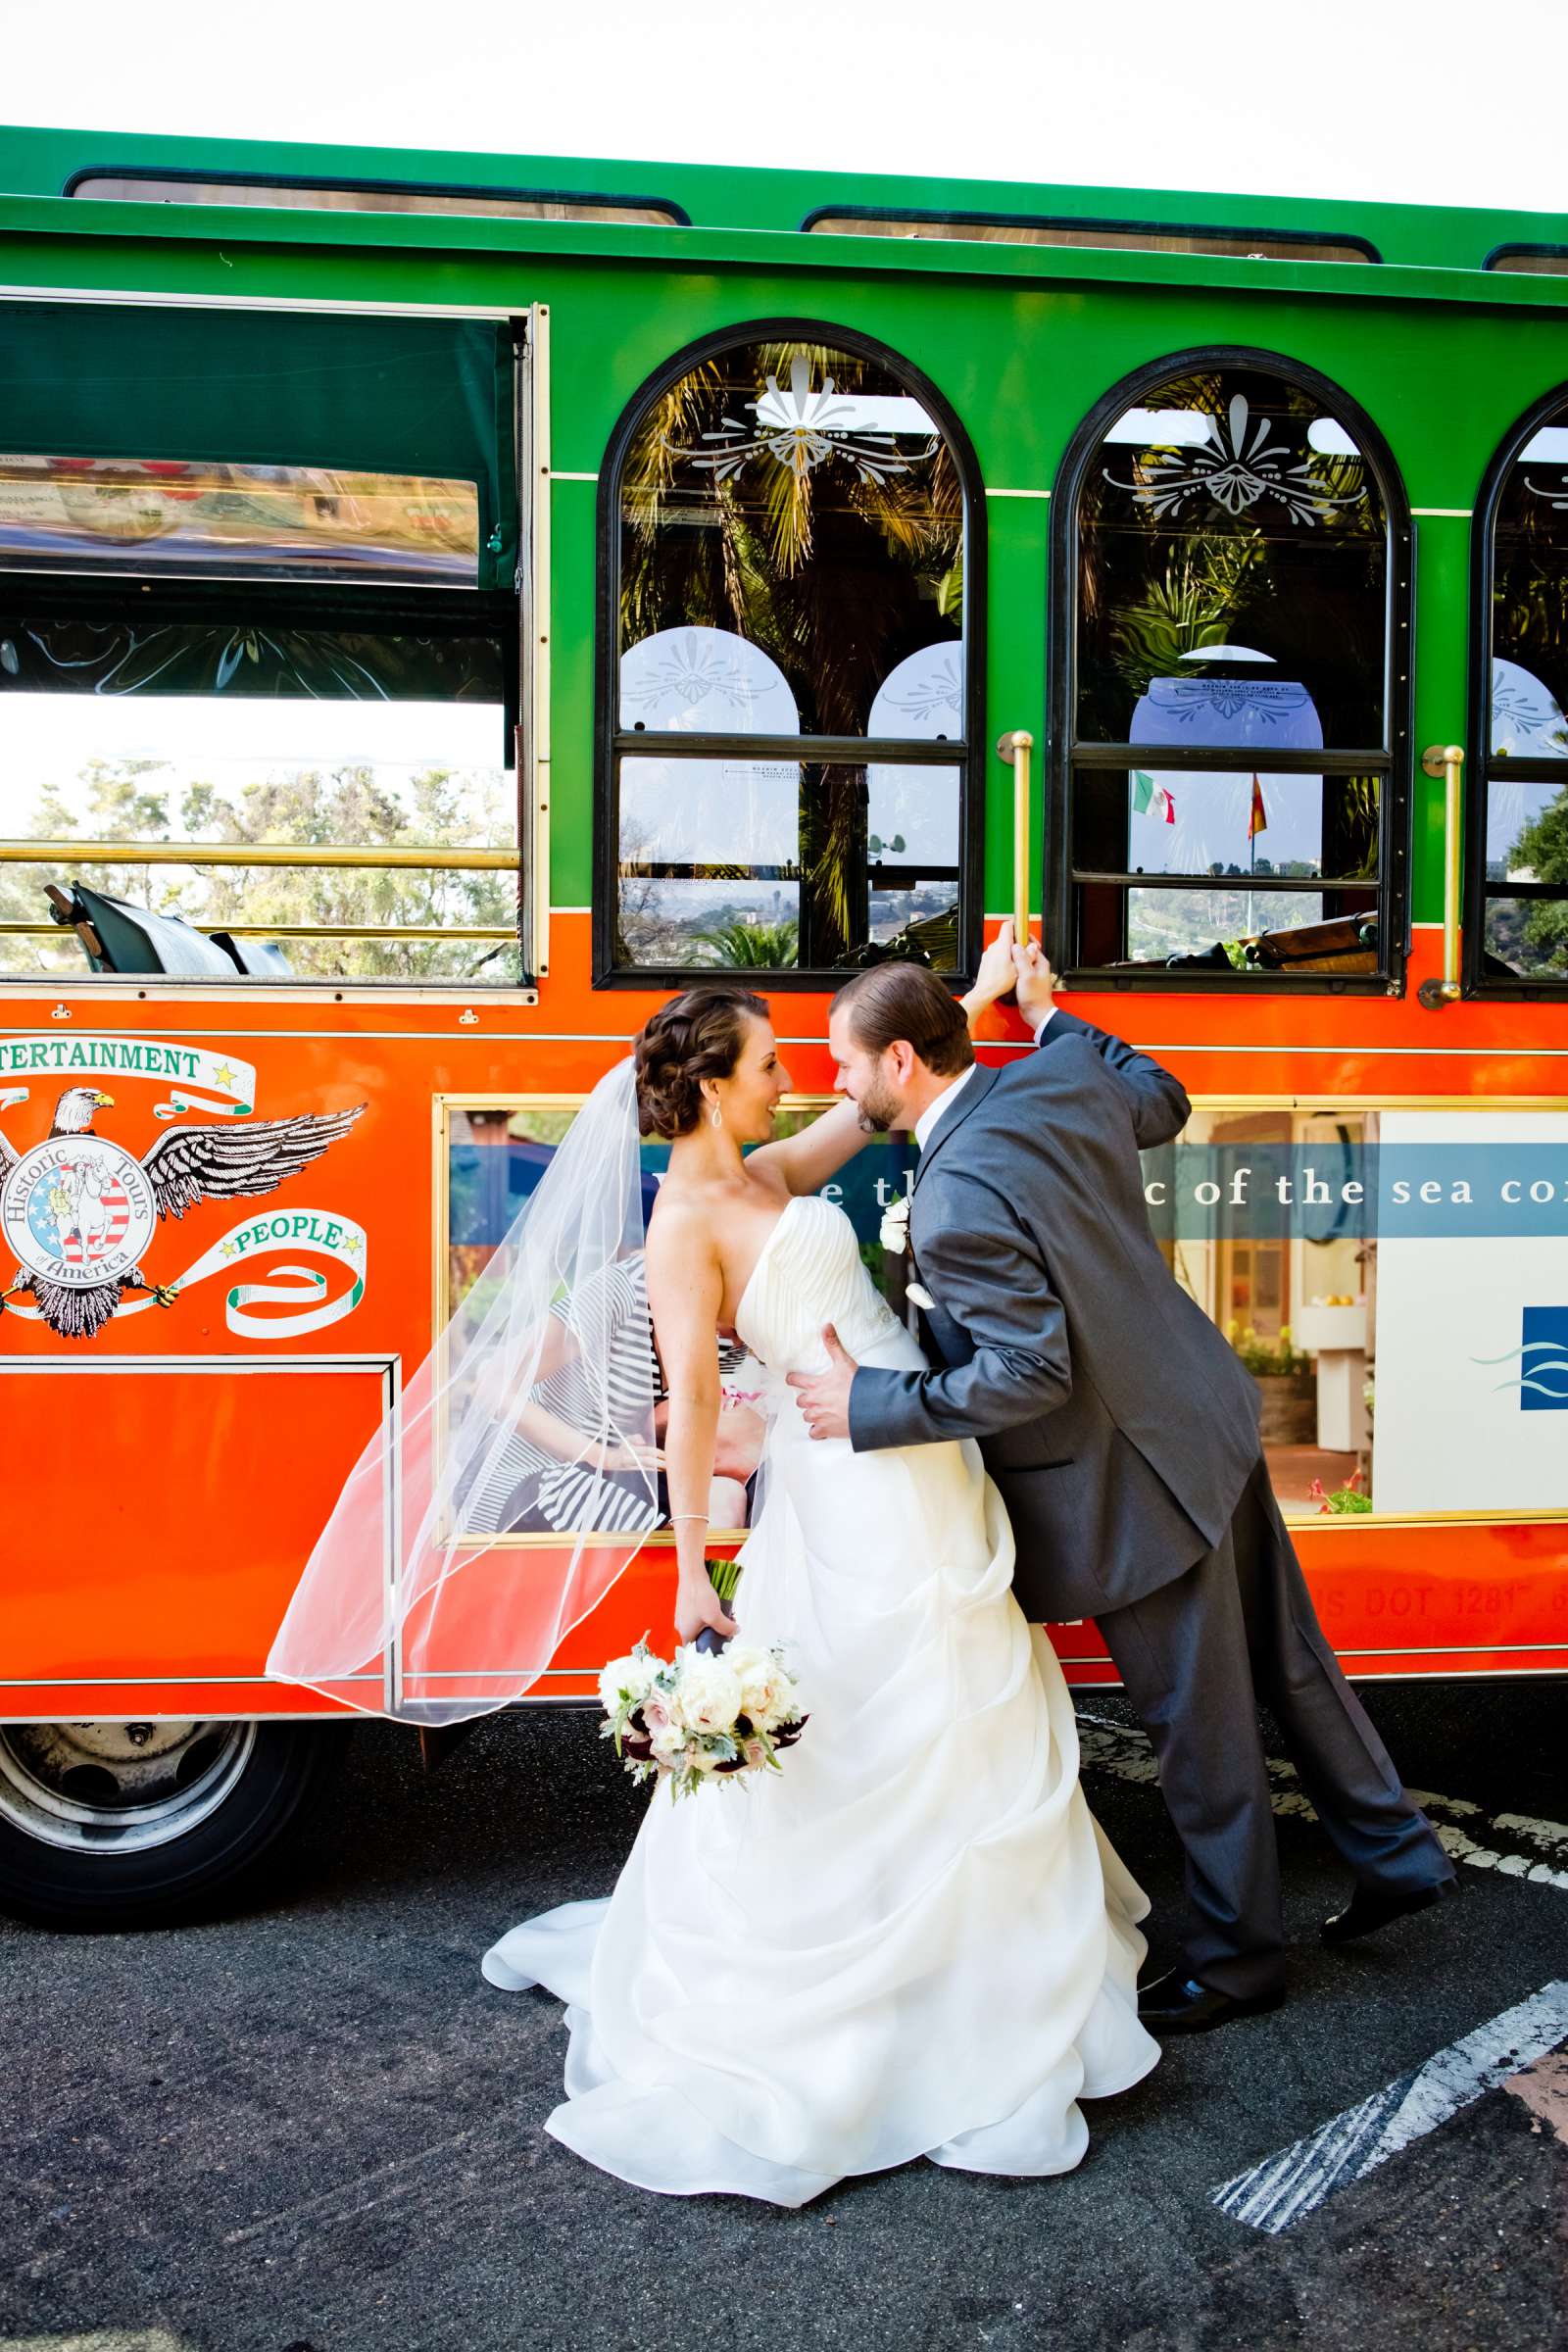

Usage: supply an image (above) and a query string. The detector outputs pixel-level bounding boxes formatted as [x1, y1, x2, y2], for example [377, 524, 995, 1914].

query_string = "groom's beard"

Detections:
[854, 1077, 906, 1134]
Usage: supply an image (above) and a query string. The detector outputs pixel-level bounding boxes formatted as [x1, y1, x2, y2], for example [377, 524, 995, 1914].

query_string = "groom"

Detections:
[789, 945, 1455, 2032]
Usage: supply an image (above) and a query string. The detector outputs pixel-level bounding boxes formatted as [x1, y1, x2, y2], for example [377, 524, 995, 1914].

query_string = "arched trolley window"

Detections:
[1470, 389, 1568, 996]
[1049, 351, 1410, 990]
[597, 325, 983, 984]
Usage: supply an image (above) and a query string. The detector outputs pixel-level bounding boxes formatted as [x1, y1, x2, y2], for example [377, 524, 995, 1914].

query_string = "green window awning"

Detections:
[0, 299, 517, 591]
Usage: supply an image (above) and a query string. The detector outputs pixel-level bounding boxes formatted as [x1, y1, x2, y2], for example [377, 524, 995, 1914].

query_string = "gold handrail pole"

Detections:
[517, 300, 552, 984]
[996, 728, 1035, 947]
[1417, 743, 1465, 1008]
[0, 840, 515, 869]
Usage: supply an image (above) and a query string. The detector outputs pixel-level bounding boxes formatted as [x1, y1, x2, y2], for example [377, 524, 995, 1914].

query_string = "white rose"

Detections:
[728, 1644, 795, 1729]
[672, 1651, 743, 1736]
[598, 1649, 658, 1713]
[649, 1715, 689, 1766]
[879, 1197, 909, 1255]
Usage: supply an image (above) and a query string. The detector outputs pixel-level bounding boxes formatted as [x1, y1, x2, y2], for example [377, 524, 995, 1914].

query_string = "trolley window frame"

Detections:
[1466, 378, 1568, 1003]
[1046, 342, 1413, 997]
[592, 317, 987, 993]
[0, 291, 539, 997]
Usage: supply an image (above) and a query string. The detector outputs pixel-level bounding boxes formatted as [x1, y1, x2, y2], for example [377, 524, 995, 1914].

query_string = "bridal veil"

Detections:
[267, 1059, 660, 1725]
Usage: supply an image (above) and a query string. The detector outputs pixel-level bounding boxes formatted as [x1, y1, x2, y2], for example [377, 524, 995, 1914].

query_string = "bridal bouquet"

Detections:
[598, 1634, 806, 1800]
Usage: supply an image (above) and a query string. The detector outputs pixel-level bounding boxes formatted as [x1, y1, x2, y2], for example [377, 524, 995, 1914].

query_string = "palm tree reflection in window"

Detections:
[615, 339, 966, 971]
[1487, 412, 1568, 980]
[1067, 363, 1390, 975]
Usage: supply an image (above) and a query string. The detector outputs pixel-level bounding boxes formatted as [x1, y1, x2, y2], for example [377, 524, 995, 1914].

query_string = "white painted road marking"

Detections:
[1211, 1981, 1568, 2233]
[2, 2337, 198, 2351]
[1077, 1715, 1568, 1891]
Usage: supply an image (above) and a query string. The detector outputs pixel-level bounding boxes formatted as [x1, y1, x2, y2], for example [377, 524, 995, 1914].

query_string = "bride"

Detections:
[477, 941, 1161, 2206]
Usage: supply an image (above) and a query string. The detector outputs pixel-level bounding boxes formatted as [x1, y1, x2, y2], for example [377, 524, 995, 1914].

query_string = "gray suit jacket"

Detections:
[847, 1011, 1263, 1621]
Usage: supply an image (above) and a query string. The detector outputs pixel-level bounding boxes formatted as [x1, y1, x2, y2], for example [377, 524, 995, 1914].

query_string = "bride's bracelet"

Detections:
[669, 1513, 709, 1526]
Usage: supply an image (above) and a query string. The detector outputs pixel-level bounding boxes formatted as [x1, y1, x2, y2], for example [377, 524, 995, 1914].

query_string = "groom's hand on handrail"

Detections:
[963, 918, 1020, 1017]
[787, 1324, 856, 1441]
[1012, 938, 1057, 1034]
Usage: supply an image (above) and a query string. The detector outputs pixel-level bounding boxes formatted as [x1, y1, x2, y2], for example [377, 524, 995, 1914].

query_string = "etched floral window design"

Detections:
[1482, 405, 1568, 982]
[1077, 367, 1385, 750]
[1493, 414, 1568, 760]
[611, 336, 971, 976]
[1061, 360, 1396, 983]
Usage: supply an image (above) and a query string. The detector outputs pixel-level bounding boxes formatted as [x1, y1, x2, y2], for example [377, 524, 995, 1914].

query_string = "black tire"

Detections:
[0, 1718, 351, 1931]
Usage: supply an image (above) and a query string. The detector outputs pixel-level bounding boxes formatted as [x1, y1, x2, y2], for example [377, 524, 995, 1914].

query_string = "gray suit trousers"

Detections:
[1097, 1453, 1455, 1998]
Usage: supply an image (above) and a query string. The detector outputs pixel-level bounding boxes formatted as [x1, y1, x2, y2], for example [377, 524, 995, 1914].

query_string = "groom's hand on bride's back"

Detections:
[788, 1324, 857, 1441]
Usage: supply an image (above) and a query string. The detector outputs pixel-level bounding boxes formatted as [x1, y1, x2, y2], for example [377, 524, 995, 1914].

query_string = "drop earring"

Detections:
[710, 1103, 723, 1130]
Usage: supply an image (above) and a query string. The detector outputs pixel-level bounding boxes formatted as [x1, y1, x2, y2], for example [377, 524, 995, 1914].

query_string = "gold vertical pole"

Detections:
[996, 729, 1035, 946]
[1417, 743, 1464, 1008]
[517, 303, 552, 983]
[530, 303, 552, 980]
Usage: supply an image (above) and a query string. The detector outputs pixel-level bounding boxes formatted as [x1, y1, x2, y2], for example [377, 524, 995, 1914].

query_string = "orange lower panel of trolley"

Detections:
[553, 1518, 1568, 1695]
[7, 1517, 1567, 1725]
[1302, 1518, 1568, 1674]
[491, 1518, 1568, 1701]
[0, 1361, 390, 1685]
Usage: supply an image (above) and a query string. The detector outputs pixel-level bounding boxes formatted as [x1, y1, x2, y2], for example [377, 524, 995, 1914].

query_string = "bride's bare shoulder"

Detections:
[647, 1167, 787, 1272]
[645, 1185, 721, 1270]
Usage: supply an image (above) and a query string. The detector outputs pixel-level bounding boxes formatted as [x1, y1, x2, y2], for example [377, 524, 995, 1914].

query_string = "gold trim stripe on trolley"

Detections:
[0, 839, 517, 868]
[522, 301, 553, 983]
[2, 922, 515, 942]
[0, 837, 523, 945]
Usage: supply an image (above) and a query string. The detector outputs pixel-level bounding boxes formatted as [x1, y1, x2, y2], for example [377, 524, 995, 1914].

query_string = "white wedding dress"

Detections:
[481, 1194, 1159, 2204]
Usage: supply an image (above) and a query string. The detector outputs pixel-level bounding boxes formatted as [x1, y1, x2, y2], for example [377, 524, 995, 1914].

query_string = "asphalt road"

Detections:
[3, 1683, 1565, 2352]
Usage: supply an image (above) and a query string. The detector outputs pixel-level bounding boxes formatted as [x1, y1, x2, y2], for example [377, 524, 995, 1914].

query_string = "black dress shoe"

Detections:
[1136, 1971, 1286, 2034]
[1321, 1876, 1458, 1944]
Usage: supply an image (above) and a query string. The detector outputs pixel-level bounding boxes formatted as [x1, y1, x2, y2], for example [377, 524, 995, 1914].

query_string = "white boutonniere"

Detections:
[906, 1282, 937, 1312]
[879, 1195, 910, 1254]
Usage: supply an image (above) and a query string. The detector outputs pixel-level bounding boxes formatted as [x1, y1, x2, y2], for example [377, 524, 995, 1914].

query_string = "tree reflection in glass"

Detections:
[1078, 368, 1385, 748]
[1485, 411, 1568, 979]
[613, 338, 967, 973]
[1066, 363, 1391, 976]
[1494, 418, 1568, 755]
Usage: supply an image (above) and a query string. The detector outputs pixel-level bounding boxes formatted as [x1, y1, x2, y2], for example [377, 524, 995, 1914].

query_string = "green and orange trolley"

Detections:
[0, 123, 1564, 1924]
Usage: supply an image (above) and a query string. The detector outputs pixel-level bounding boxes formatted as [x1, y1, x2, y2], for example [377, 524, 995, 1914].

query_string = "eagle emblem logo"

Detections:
[1, 1085, 366, 1341]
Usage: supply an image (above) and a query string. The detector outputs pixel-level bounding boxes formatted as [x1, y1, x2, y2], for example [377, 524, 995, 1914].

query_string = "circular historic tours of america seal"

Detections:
[1, 1135, 158, 1290]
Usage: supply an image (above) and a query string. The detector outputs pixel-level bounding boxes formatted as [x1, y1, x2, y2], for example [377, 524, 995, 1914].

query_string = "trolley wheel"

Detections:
[0, 1718, 350, 1931]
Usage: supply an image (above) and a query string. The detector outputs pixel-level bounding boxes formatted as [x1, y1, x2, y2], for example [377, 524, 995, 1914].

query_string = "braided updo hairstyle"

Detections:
[633, 984, 771, 1139]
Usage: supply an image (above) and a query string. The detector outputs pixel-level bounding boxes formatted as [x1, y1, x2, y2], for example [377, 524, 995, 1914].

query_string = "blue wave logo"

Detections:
[1473, 1308, 1568, 1408]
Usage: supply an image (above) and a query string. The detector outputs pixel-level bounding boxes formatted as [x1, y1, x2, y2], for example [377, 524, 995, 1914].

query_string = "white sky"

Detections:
[3, 0, 1565, 217]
